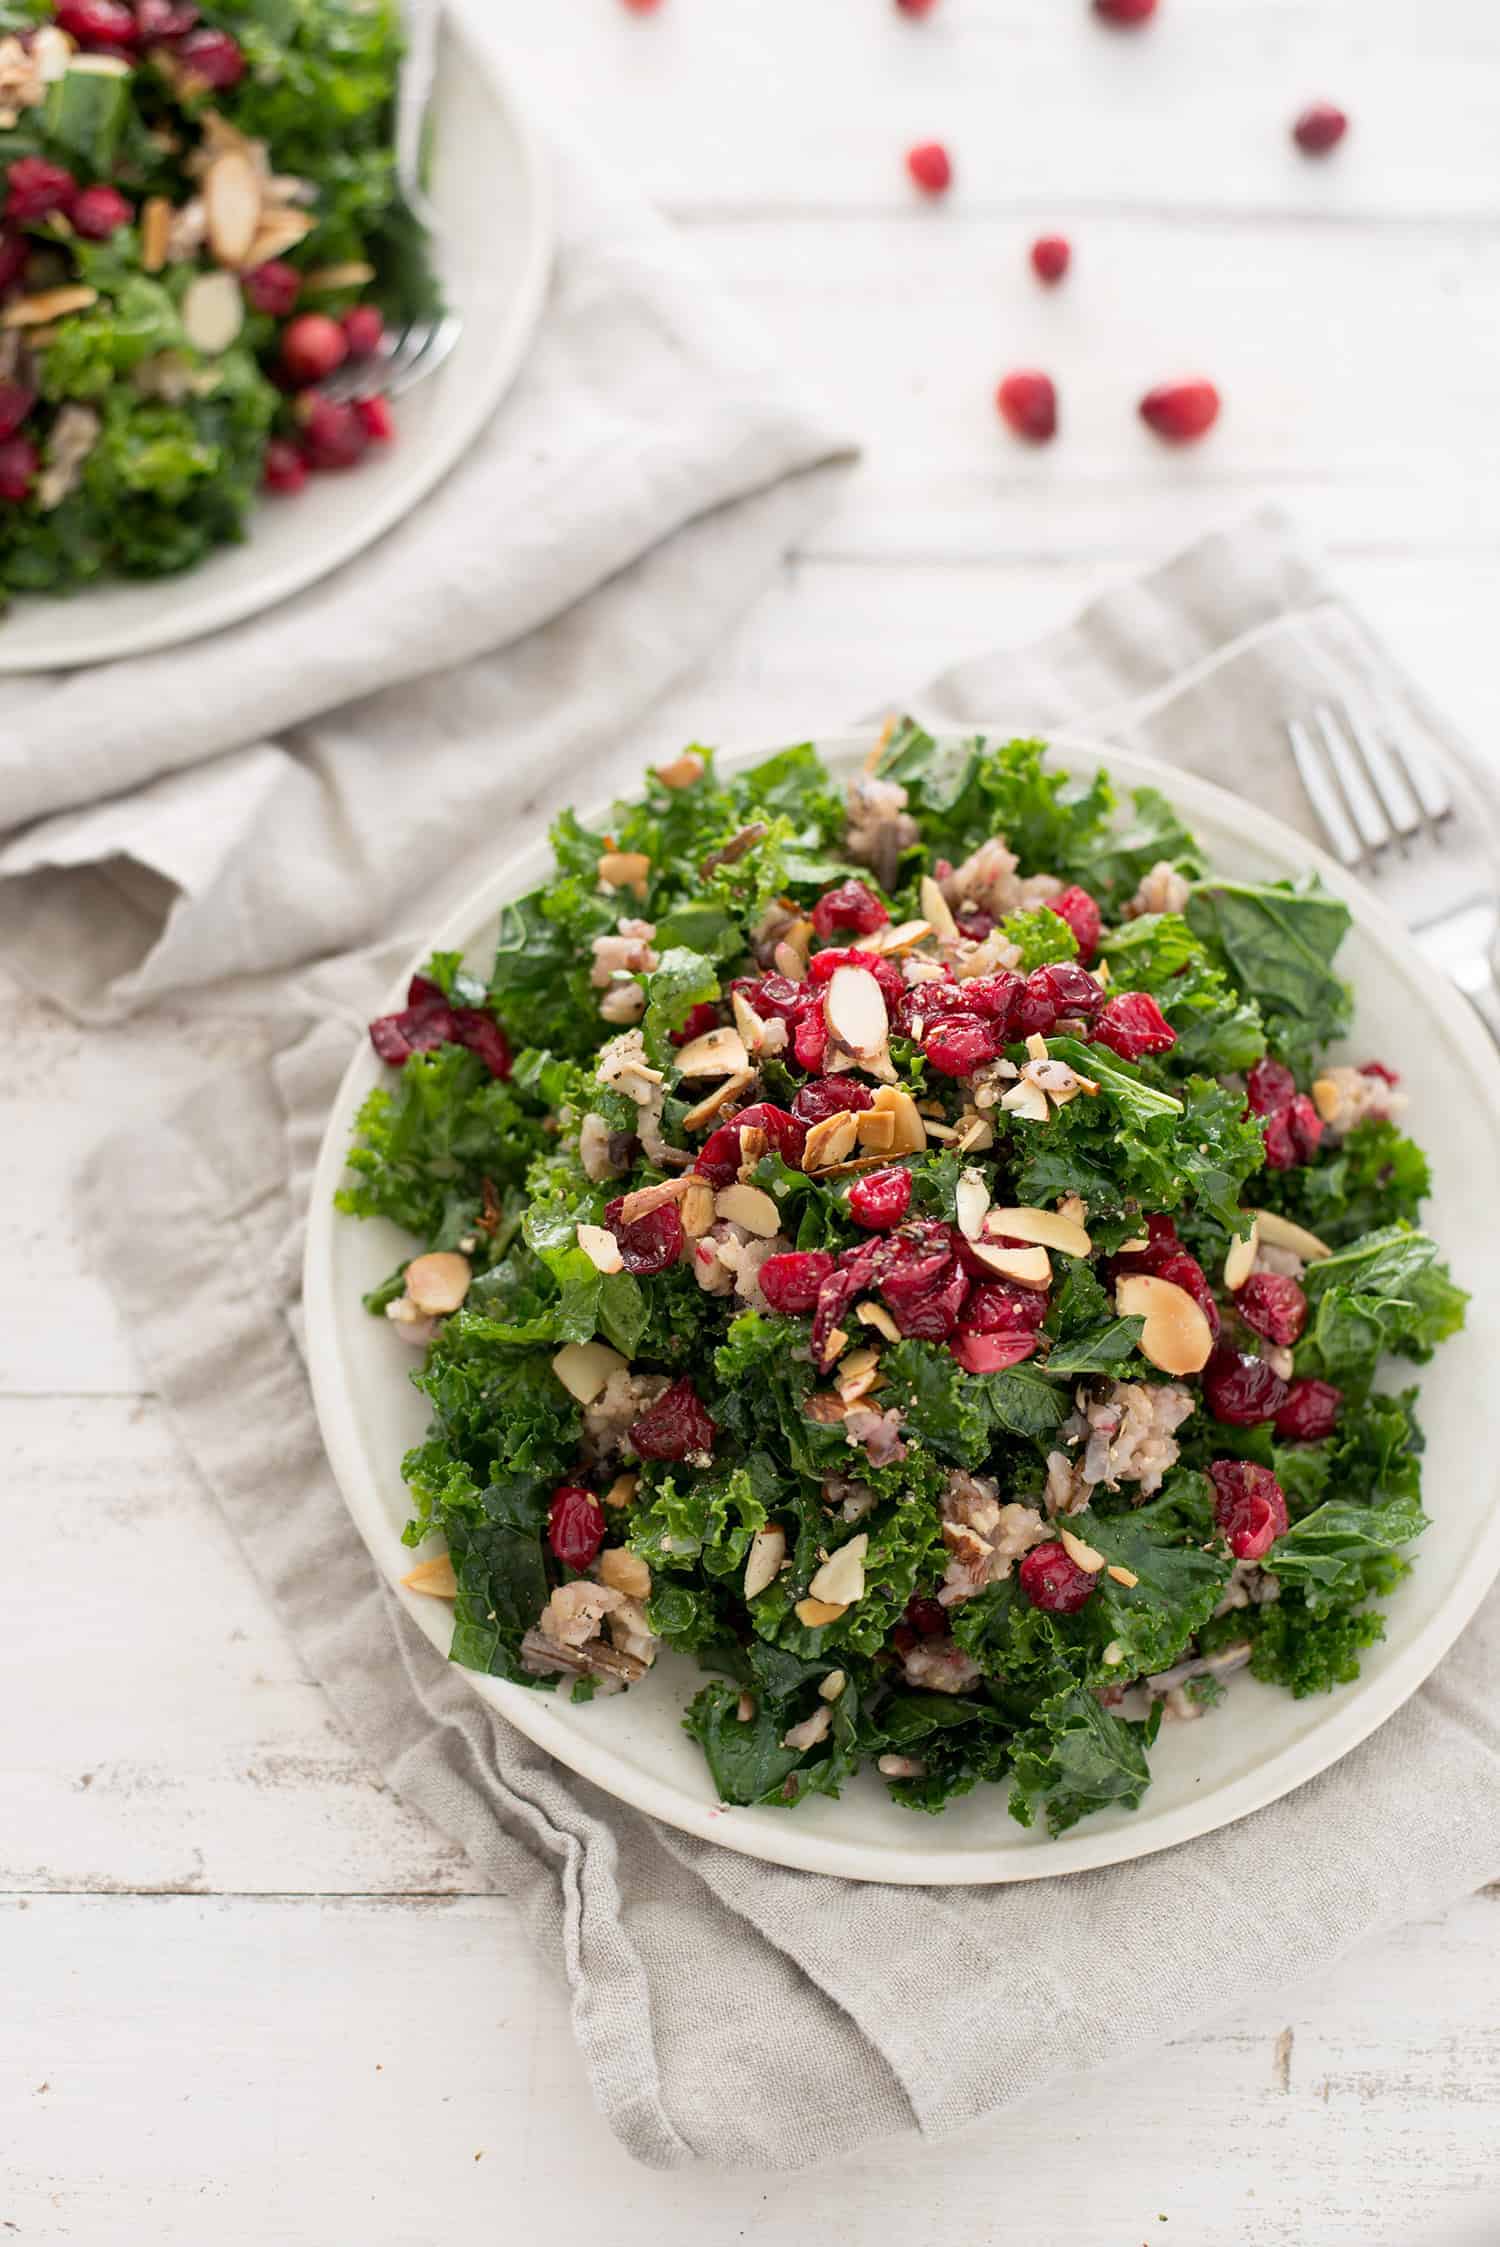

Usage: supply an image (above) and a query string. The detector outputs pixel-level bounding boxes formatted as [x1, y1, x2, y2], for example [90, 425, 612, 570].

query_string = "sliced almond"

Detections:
[1118, 1234, 1151, 1255]
[955, 1113, 995, 1154]
[1106, 1564, 1140, 1589]
[731, 990, 770, 1054]
[603, 1472, 639, 1509]
[300, 260, 377, 291]
[552, 1339, 628, 1405]
[869, 917, 933, 955]
[598, 850, 650, 896]
[181, 269, 243, 355]
[405, 1251, 472, 1316]
[824, 965, 889, 1059]
[870, 1083, 927, 1155]
[855, 1300, 902, 1344]
[654, 752, 705, 790]
[1114, 1274, 1214, 1377]
[999, 1078, 1049, 1125]
[1223, 1220, 1259, 1293]
[854, 1107, 896, 1153]
[679, 1181, 716, 1239]
[983, 1205, 1092, 1258]
[245, 208, 315, 266]
[803, 1110, 861, 1171]
[819, 1669, 848, 1702]
[1059, 1528, 1106, 1574]
[836, 1346, 881, 1387]
[204, 149, 261, 267]
[401, 1553, 458, 1599]
[735, 1126, 767, 1176]
[141, 195, 172, 273]
[919, 873, 959, 941]
[597, 1547, 652, 1599]
[955, 1166, 991, 1242]
[714, 1182, 780, 1237]
[1310, 1076, 1341, 1124]
[965, 1241, 1052, 1288]
[744, 1524, 787, 1600]
[772, 939, 808, 982]
[2, 285, 95, 328]
[682, 1071, 752, 1131]
[920, 1119, 960, 1142]
[795, 1595, 847, 1630]
[674, 1024, 750, 1078]
[1025, 1032, 1050, 1063]
[809, 1533, 868, 1608]
[613, 1175, 693, 1226]
[1251, 1208, 1332, 1261]
[576, 1223, 624, 1275]
[823, 1327, 850, 1362]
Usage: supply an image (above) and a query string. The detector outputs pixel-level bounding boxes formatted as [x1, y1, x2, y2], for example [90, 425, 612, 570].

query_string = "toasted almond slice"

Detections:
[955, 1113, 995, 1154]
[855, 1107, 896, 1152]
[795, 1595, 847, 1629]
[1223, 1220, 1259, 1293]
[744, 1524, 787, 1600]
[1024, 1032, 1050, 1063]
[803, 1110, 861, 1171]
[401, 1553, 458, 1599]
[855, 1300, 902, 1344]
[69, 49, 129, 75]
[597, 1547, 652, 1599]
[735, 1126, 767, 1177]
[714, 1182, 780, 1237]
[1059, 1528, 1106, 1574]
[1114, 1273, 1214, 1377]
[141, 195, 172, 272]
[1251, 1208, 1331, 1261]
[825, 964, 889, 1059]
[1117, 1234, 1151, 1255]
[919, 873, 959, 941]
[984, 1205, 1092, 1258]
[731, 990, 770, 1053]
[245, 208, 316, 265]
[674, 1024, 750, 1078]
[682, 1070, 752, 1130]
[301, 260, 377, 291]
[552, 1339, 628, 1405]
[2, 285, 96, 327]
[965, 1241, 1052, 1288]
[181, 269, 243, 354]
[999, 1078, 1049, 1124]
[772, 939, 808, 982]
[679, 1181, 716, 1239]
[603, 1472, 639, 1509]
[654, 752, 705, 790]
[597, 850, 651, 895]
[405, 1251, 472, 1316]
[823, 1327, 850, 1362]
[576, 1222, 624, 1275]
[809, 1533, 868, 1607]
[1310, 1076, 1341, 1123]
[614, 1175, 693, 1226]
[870, 1083, 927, 1155]
[955, 1166, 990, 1242]
[837, 1346, 881, 1386]
[204, 149, 261, 267]
[1103, 1640, 1126, 1666]
[736, 1691, 756, 1721]
[869, 917, 933, 955]
[920, 1120, 960, 1142]
[836, 1368, 882, 1405]
[31, 25, 72, 80]
[1106, 1564, 1140, 1589]
[819, 1669, 848, 1701]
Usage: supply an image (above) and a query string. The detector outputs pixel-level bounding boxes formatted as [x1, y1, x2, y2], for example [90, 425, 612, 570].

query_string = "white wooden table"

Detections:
[6, 3, 1500, 2239]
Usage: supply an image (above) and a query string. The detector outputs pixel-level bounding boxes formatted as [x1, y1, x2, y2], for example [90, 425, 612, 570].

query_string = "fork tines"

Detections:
[1285, 698, 1453, 869]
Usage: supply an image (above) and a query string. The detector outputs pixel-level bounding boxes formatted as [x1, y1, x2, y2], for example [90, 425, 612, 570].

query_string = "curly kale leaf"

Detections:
[335, 1045, 546, 1250]
[1267, 1494, 1426, 1618]
[1185, 878, 1352, 1074]
[1007, 1685, 1160, 1836]
[1258, 1117, 1431, 1248]
[1043, 1262, 1144, 1379]
[875, 722, 1114, 876]
[1097, 911, 1266, 1075]
[684, 1673, 862, 1809]
[1299, 1224, 1467, 1389]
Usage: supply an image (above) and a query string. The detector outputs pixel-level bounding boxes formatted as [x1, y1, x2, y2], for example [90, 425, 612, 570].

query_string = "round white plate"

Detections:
[305, 731, 1500, 1884]
[0, 10, 552, 672]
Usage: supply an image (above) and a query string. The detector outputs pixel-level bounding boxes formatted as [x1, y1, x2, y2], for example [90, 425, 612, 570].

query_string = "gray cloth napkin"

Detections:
[70, 507, 1500, 2173]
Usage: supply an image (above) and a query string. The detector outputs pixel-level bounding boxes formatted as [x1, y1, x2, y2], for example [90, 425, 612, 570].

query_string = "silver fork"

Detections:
[322, 0, 462, 404]
[1285, 697, 1500, 1044]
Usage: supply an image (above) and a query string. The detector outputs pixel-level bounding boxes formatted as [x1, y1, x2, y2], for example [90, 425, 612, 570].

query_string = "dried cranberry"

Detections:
[448, 1006, 511, 1079]
[1019, 1541, 1097, 1613]
[70, 184, 132, 239]
[895, 0, 940, 14]
[949, 969, 1022, 1026]
[879, 1226, 968, 1338]
[806, 945, 905, 1008]
[670, 1001, 720, 1047]
[605, 1197, 684, 1276]
[905, 1595, 948, 1635]
[1361, 1060, 1400, 1086]
[923, 1016, 1000, 1077]
[5, 158, 77, 223]
[0, 435, 36, 502]
[1114, 1212, 1183, 1275]
[628, 1378, 717, 1462]
[244, 261, 302, 318]
[694, 1124, 744, 1188]
[282, 313, 348, 387]
[759, 1250, 836, 1316]
[792, 1075, 875, 1124]
[792, 1008, 829, 1071]
[1091, 991, 1176, 1059]
[297, 393, 368, 472]
[996, 369, 1057, 443]
[262, 438, 307, 495]
[811, 1256, 871, 1364]
[730, 1102, 808, 1171]
[56, 0, 137, 45]
[960, 1279, 1050, 1335]
[848, 1167, 913, 1231]
[1047, 885, 1102, 961]
[1236, 1271, 1307, 1347]
[1208, 1460, 1289, 1562]
[1293, 101, 1349, 156]
[136, 0, 199, 36]
[0, 230, 27, 293]
[343, 303, 386, 358]
[1245, 1058, 1296, 1115]
[906, 141, 952, 196]
[1262, 1094, 1323, 1171]
[1031, 959, 1105, 1018]
[954, 904, 994, 941]
[1155, 1251, 1221, 1342]
[951, 1330, 1039, 1372]
[1030, 233, 1071, 286]
[0, 380, 33, 442]
[811, 879, 889, 940]
[1274, 1378, 1342, 1443]
[1139, 380, 1222, 444]
[547, 1485, 606, 1572]
[1202, 1345, 1290, 1427]
[891, 976, 957, 1038]
[368, 994, 455, 1065]
[173, 24, 246, 86]
[735, 973, 805, 1026]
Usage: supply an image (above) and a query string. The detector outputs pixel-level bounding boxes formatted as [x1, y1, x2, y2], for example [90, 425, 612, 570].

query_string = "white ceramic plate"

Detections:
[305, 731, 1500, 1884]
[0, 9, 552, 672]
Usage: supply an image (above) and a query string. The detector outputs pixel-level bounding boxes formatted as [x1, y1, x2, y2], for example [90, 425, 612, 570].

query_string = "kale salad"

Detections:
[338, 728, 1466, 1836]
[0, 0, 435, 600]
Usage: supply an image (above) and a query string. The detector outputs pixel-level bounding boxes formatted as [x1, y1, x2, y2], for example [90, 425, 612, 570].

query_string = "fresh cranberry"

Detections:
[604, 1197, 684, 1277]
[1030, 959, 1105, 1019]
[1139, 380, 1221, 444]
[1236, 1271, 1307, 1346]
[5, 158, 77, 223]
[1047, 885, 1102, 960]
[670, 1002, 720, 1048]
[951, 1330, 1038, 1372]
[547, 1485, 606, 1571]
[297, 393, 368, 472]
[1293, 101, 1348, 156]
[923, 1016, 1000, 1077]
[906, 142, 952, 196]
[447, 1007, 511, 1078]
[960, 1279, 1050, 1335]
[848, 1167, 913, 1232]
[0, 230, 27, 294]
[1262, 1094, 1322, 1171]
[243, 261, 302, 318]
[1155, 1251, 1221, 1342]
[0, 434, 35, 500]
[996, 370, 1057, 443]
[949, 970, 1023, 1027]
[342, 303, 386, 358]
[1030, 234, 1071, 286]
[70, 184, 132, 239]
[1361, 1060, 1399, 1085]
[1245, 1058, 1296, 1115]
[1208, 1460, 1289, 1562]
[56, 0, 138, 44]
[282, 314, 348, 387]
[806, 946, 905, 1008]
[0, 380, 33, 442]
[629, 1378, 717, 1462]
[173, 25, 246, 87]
[905, 1593, 947, 1634]
[1019, 1541, 1097, 1613]
[1091, 991, 1176, 1059]
[353, 394, 395, 443]
[1202, 1345, 1290, 1427]
[726, 1101, 807, 1167]
[759, 1250, 836, 1316]
[1274, 1378, 1342, 1443]
[811, 879, 889, 940]
[262, 437, 308, 495]
[792, 1075, 875, 1124]
[1093, 0, 1158, 20]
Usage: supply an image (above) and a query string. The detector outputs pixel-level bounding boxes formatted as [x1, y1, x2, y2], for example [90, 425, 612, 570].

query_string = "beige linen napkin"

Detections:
[64, 507, 1500, 2171]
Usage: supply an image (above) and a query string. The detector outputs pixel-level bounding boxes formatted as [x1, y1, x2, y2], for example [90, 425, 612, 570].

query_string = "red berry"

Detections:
[621, 0, 663, 11]
[1209, 1460, 1289, 1562]
[1091, 990, 1176, 1059]
[56, 0, 137, 44]
[670, 1001, 720, 1048]
[1029, 959, 1105, 1020]
[1139, 379, 1221, 444]
[996, 369, 1057, 443]
[353, 394, 395, 443]
[1293, 102, 1349, 157]
[262, 437, 309, 495]
[792, 1075, 875, 1125]
[960, 1279, 1049, 1336]
[946, 969, 1022, 1027]
[1155, 1251, 1221, 1343]
[297, 393, 368, 472]
[1235, 1271, 1307, 1347]
[1245, 1057, 1296, 1115]
[1047, 884, 1101, 960]
[136, 0, 199, 34]
[70, 184, 132, 240]
[793, 1008, 829, 1071]
[906, 142, 952, 196]
[0, 380, 33, 442]
[0, 230, 27, 294]
[628, 1378, 718, 1462]
[1019, 1541, 1097, 1613]
[895, 0, 940, 13]
[759, 1250, 836, 1316]
[244, 261, 302, 317]
[281, 313, 349, 387]
[0, 435, 36, 502]
[1093, 0, 1158, 21]
[733, 973, 804, 1027]
[877, 1224, 969, 1340]
[951, 1330, 1038, 1373]
[342, 303, 386, 358]
[1361, 1060, 1399, 1085]
[368, 992, 456, 1065]
[447, 1006, 511, 1079]
[5, 157, 77, 223]
[1030, 234, 1071, 285]
[604, 1196, 684, 1276]
[847, 1167, 913, 1232]
[905, 1594, 947, 1635]
[1261, 1094, 1322, 1171]
[811, 879, 889, 940]
[1203, 1345, 1289, 1428]
[725, 1101, 808, 1168]
[173, 25, 245, 87]
[547, 1485, 606, 1572]
[954, 904, 994, 941]
[923, 1016, 1000, 1077]
[1274, 1378, 1342, 1443]
[1113, 1213, 1183, 1277]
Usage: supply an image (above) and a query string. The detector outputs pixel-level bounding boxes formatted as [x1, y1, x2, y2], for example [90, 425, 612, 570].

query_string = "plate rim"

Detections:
[304, 726, 1500, 1884]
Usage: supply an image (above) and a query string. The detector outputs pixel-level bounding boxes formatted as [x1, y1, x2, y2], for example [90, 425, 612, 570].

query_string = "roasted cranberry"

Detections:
[5, 158, 76, 223]
[1274, 1377, 1342, 1442]
[923, 1016, 1000, 1077]
[0, 380, 33, 442]
[57, 0, 137, 44]
[282, 313, 348, 387]
[1019, 1541, 1097, 1613]
[792, 1075, 875, 1124]
[447, 1007, 511, 1078]
[547, 1485, 606, 1571]
[1156, 1251, 1221, 1342]
[70, 184, 131, 239]
[1094, 0, 1157, 20]
[0, 435, 36, 502]
[1245, 1057, 1296, 1115]
[905, 1595, 948, 1635]
[996, 369, 1057, 443]
[906, 141, 952, 196]
[1202, 1345, 1289, 1427]
[960, 1279, 1050, 1335]
[244, 260, 302, 317]
[173, 25, 246, 87]
[1209, 1460, 1289, 1562]
[262, 437, 308, 495]
[1361, 1060, 1399, 1085]
[848, 1167, 913, 1231]
[1030, 233, 1071, 286]
[353, 394, 395, 444]
[1047, 885, 1102, 961]
[1236, 1271, 1307, 1346]
[1293, 101, 1348, 156]
[1262, 1094, 1323, 1171]
[949, 969, 1022, 1026]
[297, 393, 368, 471]
[1031, 959, 1105, 1018]
[629, 1378, 718, 1461]
[343, 303, 386, 358]
[811, 879, 889, 940]
[759, 1250, 836, 1315]
[1091, 991, 1176, 1059]
[605, 1197, 685, 1276]
[725, 1101, 807, 1168]
[806, 946, 905, 1008]
[951, 1330, 1039, 1372]
[670, 1001, 720, 1047]
[1139, 380, 1221, 444]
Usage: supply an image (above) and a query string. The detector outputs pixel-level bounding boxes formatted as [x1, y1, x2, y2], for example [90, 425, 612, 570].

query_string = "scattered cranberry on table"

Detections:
[1139, 379, 1222, 443]
[1093, 0, 1158, 22]
[1293, 101, 1349, 156]
[1030, 234, 1072, 285]
[906, 142, 953, 197]
[995, 369, 1058, 443]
